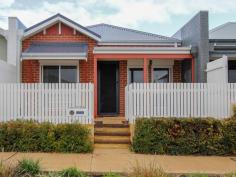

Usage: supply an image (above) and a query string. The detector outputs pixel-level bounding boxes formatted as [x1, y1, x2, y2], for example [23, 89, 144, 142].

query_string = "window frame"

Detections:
[129, 68, 144, 83]
[41, 65, 78, 83]
[152, 67, 171, 83]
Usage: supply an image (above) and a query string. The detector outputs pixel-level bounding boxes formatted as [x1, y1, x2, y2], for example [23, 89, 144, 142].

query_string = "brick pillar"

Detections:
[22, 60, 40, 83]
[173, 60, 182, 82]
[143, 58, 148, 83]
[119, 61, 127, 116]
[148, 60, 152, 83]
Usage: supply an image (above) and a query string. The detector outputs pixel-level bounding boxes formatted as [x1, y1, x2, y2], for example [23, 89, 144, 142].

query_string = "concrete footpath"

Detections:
[0, 148, 236, 174]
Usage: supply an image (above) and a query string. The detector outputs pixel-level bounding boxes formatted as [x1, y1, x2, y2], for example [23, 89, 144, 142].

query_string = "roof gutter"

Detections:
[21, 52, 87, 60]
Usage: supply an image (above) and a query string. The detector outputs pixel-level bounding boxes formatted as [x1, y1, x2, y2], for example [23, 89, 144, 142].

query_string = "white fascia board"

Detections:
[23, 17, 101, 41]
[22, 56, 87, 60]
[21, 52, 87, 60]
[93, 47, 191, 54]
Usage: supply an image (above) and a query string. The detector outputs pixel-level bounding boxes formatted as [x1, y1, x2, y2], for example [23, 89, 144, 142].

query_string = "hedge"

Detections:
[0, 120, 93, 153]
[132, 117, 236, 155]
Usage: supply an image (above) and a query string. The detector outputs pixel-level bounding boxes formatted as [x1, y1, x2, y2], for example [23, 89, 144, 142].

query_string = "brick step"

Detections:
[94, 136, 131, 144]
[94, 143, 130, 149]
[95, 127, 130, 134]
[95, 117, 128, 125]
[94, 124, 129, 128]
[94, 131, 131, 136]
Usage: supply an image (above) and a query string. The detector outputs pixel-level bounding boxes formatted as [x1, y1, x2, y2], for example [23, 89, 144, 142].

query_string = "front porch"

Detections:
[93, 53, 194, 117]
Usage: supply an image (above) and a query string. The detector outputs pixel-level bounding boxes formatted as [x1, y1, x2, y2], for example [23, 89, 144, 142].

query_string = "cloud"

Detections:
[0, 0, 14, 8]
[0, 0, 236, 31]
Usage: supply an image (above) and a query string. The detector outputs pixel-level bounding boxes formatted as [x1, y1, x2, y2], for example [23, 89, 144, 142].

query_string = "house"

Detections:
[20, 13, 194, 117]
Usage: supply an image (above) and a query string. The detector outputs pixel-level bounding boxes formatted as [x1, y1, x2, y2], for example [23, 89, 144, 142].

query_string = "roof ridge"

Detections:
[87, 23, 179, 41]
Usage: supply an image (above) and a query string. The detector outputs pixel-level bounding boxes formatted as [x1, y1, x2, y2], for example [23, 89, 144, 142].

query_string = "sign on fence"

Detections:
[0, 83, 94, 124]
[125, 83, 236, 122]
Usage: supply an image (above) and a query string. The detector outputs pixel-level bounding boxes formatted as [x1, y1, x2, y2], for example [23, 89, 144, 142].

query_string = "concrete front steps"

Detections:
[94, 117, 131, 149]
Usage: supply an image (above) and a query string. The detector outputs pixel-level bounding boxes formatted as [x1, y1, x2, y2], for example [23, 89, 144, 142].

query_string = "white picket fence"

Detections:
[0, 83, 94, 124]
[125, 83, 236, 122]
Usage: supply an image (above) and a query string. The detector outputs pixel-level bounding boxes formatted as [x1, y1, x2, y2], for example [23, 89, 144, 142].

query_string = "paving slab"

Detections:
[0, 149, 236, 174]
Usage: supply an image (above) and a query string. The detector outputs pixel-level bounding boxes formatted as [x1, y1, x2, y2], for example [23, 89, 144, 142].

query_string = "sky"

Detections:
[0, 0, 236, 37]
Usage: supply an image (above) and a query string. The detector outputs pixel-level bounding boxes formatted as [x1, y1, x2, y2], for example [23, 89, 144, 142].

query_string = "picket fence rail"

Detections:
[0, 83, 94, 124]
[125, 83, 236, 122]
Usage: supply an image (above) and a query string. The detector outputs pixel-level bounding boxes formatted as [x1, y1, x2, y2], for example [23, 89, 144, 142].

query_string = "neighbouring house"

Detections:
[0, 17, 25, 82]
[20, 13, 194, 117]
[173, 11, 209, 83]
[209, 22, 236, 83]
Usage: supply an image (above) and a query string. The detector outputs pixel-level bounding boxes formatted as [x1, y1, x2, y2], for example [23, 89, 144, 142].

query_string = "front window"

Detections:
[129, 68, 143, 83]
[153, 68, 169, 83]
[42, 65, 77, 83]
[228, 61, 236, 83]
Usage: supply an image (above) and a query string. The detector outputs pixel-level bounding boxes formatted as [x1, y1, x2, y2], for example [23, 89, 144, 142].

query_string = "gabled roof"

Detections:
[210, 22, 236, 40]
[87, 23, 180, 44]
[23, 13, 101, 41]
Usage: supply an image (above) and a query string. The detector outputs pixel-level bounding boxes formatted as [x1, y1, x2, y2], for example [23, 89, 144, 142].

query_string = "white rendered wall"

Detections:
[207, 56, 228, 83]
[0, 60, 16, 83]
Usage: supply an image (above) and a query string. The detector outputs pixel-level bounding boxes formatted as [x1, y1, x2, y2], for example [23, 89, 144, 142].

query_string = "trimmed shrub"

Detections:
[0, 120, 93, 153]
[132, 117, 236, 155]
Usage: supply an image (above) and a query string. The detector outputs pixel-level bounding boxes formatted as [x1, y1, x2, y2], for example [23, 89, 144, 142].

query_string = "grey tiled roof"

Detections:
[87, 23, 180, 43]
[24, 42, 88, 53]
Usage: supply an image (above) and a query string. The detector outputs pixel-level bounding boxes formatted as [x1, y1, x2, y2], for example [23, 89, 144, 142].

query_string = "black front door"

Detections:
[98, 61, 119, 115]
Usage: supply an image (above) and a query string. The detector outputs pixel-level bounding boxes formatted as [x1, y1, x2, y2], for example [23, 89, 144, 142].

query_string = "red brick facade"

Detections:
[22, 23, 96, 83]
[22, 60, 40, 83]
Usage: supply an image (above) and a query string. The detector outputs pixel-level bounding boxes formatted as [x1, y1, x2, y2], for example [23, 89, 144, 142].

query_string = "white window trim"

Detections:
[152, 66, 173, 83]
[40, 61, 79, 83]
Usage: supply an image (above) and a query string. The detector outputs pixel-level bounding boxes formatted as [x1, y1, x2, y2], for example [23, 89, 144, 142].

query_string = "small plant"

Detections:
[0, 161, 16, 177]
[128, 161, 170, 177]
[16, 158, 41, 176]
[103, 172, 122, 177]
[60, 167, 88, 177]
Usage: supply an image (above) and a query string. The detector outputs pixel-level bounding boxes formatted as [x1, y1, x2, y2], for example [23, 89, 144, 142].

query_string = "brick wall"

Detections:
[119, 61, 127, 116]
[173, 60, 182, 82]
[22, 23, 97, 83]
